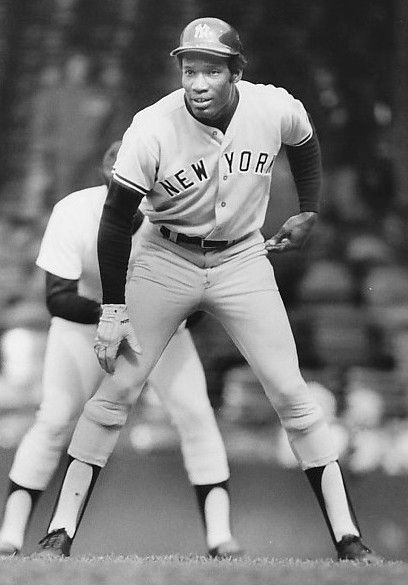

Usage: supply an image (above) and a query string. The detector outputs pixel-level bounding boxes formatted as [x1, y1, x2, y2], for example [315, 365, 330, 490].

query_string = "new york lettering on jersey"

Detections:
[158, 151, 275, 197]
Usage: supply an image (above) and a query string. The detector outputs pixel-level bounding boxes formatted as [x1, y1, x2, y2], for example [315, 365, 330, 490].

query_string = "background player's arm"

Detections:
[44, 200, 145, 325]
[265, 120, 322, 253]
[45, 272, 101, 324]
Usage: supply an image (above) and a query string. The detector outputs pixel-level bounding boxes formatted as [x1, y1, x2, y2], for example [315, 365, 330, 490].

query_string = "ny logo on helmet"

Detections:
[194, 23, 212, 39]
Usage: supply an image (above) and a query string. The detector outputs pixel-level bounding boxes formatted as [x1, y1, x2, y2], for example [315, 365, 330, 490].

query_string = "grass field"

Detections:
[1, 555, 408, 585]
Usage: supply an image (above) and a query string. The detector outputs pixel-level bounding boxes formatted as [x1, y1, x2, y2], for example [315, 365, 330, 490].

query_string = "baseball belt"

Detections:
[160, 225, 233, 249]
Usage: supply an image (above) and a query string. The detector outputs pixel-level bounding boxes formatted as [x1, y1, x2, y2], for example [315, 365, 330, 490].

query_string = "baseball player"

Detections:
[0, 142, 241, 559]
[37, 18, 379, 561]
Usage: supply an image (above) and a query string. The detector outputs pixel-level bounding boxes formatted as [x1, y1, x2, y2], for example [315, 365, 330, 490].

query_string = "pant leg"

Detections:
[9, 318, 103, 490]
[68, 241, 203, 467]
[206, 246, 338, 470]
[148, 326, 229, 485]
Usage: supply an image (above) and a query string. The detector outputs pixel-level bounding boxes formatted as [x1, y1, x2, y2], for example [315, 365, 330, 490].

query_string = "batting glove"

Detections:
[94, 304, 142, 374]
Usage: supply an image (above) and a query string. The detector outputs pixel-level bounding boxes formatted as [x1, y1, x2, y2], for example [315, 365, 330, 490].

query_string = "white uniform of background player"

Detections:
[0, 145, 240, 557]
[37, 18, 378, 561]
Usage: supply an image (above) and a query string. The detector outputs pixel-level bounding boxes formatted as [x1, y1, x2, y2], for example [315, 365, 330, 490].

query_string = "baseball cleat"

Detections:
[34, 528, 72, 558]
[336, 534, 382, 563]
[208, 537, 244, 559]
[0, 540, 19, 557]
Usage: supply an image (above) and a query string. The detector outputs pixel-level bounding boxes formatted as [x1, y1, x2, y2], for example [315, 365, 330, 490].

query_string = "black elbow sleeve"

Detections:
[98, 180, 143, 304]
[285, 129, 322, 213]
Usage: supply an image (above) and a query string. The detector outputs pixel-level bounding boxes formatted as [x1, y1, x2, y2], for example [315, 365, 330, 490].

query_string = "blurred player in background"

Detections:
[0, 142, 241, 559]
[37, 18, 379, 562]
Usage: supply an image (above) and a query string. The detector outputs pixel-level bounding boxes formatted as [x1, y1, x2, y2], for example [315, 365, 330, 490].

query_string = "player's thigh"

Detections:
[91, 276, 194, 407]
[149, 325, 210, 418]
[127, 248, 200, 359]
[210, 255, 304, 403]
[39, 318, 103, 423]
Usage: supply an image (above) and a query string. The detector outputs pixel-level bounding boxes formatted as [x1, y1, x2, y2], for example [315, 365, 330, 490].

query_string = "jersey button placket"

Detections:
[217, 142, 230, 222]
[210, 129, 222, 143]
[211, 130, 226, 231]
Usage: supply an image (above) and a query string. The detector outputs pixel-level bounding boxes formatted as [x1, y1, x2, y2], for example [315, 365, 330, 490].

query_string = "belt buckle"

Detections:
[201, 239, 215, 249]
[168, 231, 178, 243]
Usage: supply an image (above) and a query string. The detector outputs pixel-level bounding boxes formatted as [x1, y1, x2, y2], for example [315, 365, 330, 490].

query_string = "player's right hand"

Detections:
[94, 304, 142, 374]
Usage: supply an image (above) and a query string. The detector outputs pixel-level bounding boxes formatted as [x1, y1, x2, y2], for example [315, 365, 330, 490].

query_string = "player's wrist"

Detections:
[100, 304, 128, 322]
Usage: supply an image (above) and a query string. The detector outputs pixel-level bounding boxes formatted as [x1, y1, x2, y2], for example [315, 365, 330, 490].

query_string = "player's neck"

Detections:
[184, 88, 239, 134]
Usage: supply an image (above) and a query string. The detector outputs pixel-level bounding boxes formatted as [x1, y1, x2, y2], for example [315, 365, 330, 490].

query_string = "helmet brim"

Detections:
[170, 46, 239, 58]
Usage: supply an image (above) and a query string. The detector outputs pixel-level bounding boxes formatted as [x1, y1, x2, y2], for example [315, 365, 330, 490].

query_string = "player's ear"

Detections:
[231, 71, 242, 83]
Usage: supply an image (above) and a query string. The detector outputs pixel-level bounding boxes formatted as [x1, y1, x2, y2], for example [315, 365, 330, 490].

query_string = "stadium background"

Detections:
[0, 0, 408, 561]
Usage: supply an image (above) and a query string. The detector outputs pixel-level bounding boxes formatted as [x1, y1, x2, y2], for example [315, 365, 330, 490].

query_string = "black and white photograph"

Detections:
[0, 1, 407, 583]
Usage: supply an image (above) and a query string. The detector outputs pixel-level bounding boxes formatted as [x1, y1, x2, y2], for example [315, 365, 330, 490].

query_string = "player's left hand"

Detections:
[94, 304, 142, 374]
[265, 211, 318, 253]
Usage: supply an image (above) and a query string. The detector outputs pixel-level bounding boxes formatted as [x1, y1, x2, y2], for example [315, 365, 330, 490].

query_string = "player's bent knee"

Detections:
[288, 418, 339, 470]
[46, 421, 74, 445]
[278, 395, 339, 469]
[83, 398, 130, 428]
[279, 401, 325, 433]
[31, 417, 74, 447]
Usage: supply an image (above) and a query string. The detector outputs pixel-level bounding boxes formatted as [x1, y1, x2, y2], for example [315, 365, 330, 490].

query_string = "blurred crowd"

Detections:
[1, 0, 408, 474]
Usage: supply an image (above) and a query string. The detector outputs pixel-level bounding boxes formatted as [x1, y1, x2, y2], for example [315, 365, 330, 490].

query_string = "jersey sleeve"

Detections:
[276, 87, 313, 146]
[113, 114, 159, 196]
[36, 202, 83, 279]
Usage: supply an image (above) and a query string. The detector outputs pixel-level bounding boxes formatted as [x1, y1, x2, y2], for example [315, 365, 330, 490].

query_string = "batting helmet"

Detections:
[170, 17, 244, 59]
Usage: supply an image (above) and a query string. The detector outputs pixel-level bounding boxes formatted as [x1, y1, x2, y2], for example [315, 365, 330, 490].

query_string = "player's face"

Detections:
[181, 53, 239, 122]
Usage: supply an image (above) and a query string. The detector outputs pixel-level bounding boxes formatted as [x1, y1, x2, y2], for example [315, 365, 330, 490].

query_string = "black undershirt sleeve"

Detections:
[45, 272, 101, 324]
[285, 120, 322, 213]
[131, 208, 145, 234]
[98, 179, 144, 304]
